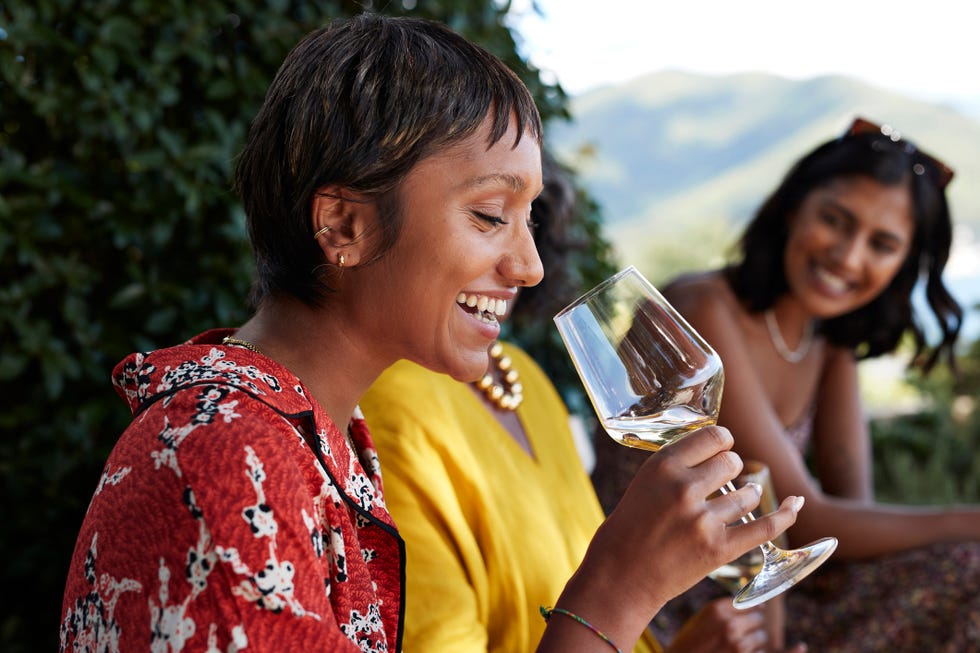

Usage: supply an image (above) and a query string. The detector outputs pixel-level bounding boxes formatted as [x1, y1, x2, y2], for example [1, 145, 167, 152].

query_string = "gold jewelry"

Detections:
[764, 309, 814, 363]
[222, 336, 262, 354]
[313, 225, 332, 240]
[337, 254, 346, 268]
[474, 341, 523, 411]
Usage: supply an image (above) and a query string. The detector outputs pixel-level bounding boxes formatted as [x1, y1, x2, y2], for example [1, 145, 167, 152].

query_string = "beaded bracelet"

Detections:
[539, 605, 622, 653]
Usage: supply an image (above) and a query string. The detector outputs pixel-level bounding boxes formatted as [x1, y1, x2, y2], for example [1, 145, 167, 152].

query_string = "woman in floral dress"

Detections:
[60, 13, 803, 653]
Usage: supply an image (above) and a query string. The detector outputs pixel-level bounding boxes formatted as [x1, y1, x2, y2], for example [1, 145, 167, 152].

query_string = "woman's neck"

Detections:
[234, 296, 388, 430]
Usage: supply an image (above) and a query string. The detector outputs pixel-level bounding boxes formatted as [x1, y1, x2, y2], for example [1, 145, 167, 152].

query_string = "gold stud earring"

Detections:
[338, 254, 346, 268]
[313, 225, 332, 240]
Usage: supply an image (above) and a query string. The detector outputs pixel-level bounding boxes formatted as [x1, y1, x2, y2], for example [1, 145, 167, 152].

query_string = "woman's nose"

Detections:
[830, 235, 866, 271]
[501, 224, 544, 288]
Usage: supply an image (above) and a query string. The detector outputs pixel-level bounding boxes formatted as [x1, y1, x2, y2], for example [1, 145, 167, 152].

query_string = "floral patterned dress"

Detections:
[60, 329, 404, 652]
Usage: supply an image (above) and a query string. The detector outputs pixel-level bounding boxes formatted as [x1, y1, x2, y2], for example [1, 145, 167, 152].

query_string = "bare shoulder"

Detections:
[661, 270, 740, 322]
[821, 340, 858, 370]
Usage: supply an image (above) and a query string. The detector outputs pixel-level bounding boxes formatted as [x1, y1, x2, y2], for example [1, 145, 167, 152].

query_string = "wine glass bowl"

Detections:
[554, 266, 724, 451]
[555, 266, 838, 609]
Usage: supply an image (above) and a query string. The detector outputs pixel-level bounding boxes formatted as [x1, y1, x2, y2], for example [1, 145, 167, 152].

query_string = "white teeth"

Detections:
[815, 266, 849, 293]
[456, 293, 508, 317]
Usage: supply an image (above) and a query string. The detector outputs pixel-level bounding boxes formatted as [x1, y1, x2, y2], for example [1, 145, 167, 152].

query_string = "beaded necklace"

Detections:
[763, 309, 814, 364]
[473, 341, 523, 411]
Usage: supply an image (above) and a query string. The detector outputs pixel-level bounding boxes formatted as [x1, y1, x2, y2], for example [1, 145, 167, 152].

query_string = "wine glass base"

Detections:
[732, 536, 838, 609]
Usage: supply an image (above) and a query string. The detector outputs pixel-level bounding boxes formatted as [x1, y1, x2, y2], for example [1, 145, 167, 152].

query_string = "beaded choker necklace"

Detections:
[764, 309, 814, 364]
[222, 336, 261, 353]
[474, 342, 523, 411]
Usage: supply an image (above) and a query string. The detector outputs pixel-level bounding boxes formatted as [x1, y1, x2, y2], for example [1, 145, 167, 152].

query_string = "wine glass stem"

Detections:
[720, 481, 758, 525]
[719, 481, 779, 555]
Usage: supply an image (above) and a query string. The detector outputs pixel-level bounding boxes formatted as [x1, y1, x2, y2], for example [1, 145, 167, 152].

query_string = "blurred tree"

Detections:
[0, 1, 598, 650]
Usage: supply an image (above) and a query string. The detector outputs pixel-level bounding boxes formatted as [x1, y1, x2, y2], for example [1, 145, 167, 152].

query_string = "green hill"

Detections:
[547, 71, 980, 283]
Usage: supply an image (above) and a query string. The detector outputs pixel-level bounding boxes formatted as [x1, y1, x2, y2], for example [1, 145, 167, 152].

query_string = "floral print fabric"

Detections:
[60, 329, 403, 652]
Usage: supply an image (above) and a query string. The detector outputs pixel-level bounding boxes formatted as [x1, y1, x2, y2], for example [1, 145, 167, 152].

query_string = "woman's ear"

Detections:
[311, 186, 378, 268]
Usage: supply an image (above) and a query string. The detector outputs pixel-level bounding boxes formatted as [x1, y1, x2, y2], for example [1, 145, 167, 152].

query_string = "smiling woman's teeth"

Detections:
[456, 293, 508, 322]
[814, 266, 849, 293]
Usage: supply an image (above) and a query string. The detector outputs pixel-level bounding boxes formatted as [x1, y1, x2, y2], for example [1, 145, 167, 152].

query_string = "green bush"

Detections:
[0, 2, 580, 650]
[869, 337, 980, 505]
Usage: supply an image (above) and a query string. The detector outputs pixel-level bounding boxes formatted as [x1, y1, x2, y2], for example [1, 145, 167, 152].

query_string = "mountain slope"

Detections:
[547, 70, 980, 279]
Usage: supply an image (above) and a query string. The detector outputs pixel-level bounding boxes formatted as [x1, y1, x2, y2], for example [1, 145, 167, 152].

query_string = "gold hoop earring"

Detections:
[338, 254, 346, 268]
[313, 225, 332, 240]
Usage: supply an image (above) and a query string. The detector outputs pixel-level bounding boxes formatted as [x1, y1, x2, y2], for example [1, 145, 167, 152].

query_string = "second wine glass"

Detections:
[554, 265, 838, 609]
[707, 460, 785, 595]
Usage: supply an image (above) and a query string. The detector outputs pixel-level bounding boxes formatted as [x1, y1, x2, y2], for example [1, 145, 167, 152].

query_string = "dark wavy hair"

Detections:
[235, 13, 542, 308]
[725, 127, 962, 373]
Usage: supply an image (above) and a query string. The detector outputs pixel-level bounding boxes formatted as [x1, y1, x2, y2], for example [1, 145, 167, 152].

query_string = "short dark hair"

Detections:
[235, 13, 542, 307]
[726, 129, 962, 372]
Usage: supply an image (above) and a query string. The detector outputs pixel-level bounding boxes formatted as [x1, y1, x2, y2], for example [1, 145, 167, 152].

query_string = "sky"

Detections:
[507, 0, 979, 112]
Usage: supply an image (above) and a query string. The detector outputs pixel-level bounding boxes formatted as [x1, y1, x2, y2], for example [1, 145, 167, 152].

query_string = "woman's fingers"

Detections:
[663, 425, 736, 468]
[708, 482, 763, 524]
[668, 599, 769, 653]
[583, 424, 801, 617]
[727, 495, 804, 552]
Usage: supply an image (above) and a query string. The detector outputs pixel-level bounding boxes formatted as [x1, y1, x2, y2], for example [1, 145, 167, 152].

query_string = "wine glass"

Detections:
[554, 265, 838, 609]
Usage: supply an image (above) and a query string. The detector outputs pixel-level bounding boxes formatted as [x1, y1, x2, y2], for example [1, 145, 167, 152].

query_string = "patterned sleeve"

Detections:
[61, 386, 369, 652]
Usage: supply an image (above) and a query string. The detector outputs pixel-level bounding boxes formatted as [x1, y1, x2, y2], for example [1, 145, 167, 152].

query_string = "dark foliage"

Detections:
[0, 1, 587, 649]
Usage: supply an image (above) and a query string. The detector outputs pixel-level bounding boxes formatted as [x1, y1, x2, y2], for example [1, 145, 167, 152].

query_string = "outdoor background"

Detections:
[2, 2, 977, 651]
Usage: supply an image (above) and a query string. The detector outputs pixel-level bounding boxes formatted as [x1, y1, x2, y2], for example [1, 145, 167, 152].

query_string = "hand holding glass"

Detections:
[554, 266, 837, 608]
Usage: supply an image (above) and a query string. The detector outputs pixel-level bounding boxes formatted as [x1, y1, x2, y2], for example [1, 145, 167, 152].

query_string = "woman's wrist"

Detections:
[542, 566, 664, 651]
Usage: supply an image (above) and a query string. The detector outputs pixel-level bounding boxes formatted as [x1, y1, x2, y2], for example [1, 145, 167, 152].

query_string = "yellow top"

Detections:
[360, 342, 661, 653]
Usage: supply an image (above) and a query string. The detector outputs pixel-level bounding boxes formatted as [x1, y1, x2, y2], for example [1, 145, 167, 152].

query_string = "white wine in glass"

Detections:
[554, 266, 838, 609]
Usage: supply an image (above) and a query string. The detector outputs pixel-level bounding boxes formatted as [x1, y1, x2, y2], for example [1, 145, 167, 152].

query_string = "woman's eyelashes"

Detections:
[870, 235, 903, 256]
[472, 208, 536, 232]
[473, 211, 507, 227]
[819, 209, 849, 231]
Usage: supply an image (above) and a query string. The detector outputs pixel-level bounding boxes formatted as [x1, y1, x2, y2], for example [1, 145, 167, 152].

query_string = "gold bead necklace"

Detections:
[222, 336, 262, 353]
[474, 342, 523, 411]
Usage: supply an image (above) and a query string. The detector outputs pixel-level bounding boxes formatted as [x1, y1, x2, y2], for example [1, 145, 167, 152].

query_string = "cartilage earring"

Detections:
[338, 254, 346, 268]
[313, 225, 332, 240]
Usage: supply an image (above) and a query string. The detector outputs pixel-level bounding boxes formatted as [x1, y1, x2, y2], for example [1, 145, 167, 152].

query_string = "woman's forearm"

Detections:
[789, 494, 980, 558]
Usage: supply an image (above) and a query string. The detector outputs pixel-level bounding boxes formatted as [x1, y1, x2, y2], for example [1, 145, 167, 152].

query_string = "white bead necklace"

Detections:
[764, 309, 814, 364]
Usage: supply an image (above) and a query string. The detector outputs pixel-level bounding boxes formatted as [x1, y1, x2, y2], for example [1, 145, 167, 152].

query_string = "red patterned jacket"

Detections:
[60, 329, 404, 652]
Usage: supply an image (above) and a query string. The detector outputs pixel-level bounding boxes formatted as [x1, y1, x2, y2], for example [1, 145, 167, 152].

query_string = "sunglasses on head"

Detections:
[843, 117, 954, 189]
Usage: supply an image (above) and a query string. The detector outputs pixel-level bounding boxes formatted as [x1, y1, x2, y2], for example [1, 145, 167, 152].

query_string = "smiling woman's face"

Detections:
[783, 175, 914, 319]
[349, 114, 544, 383]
